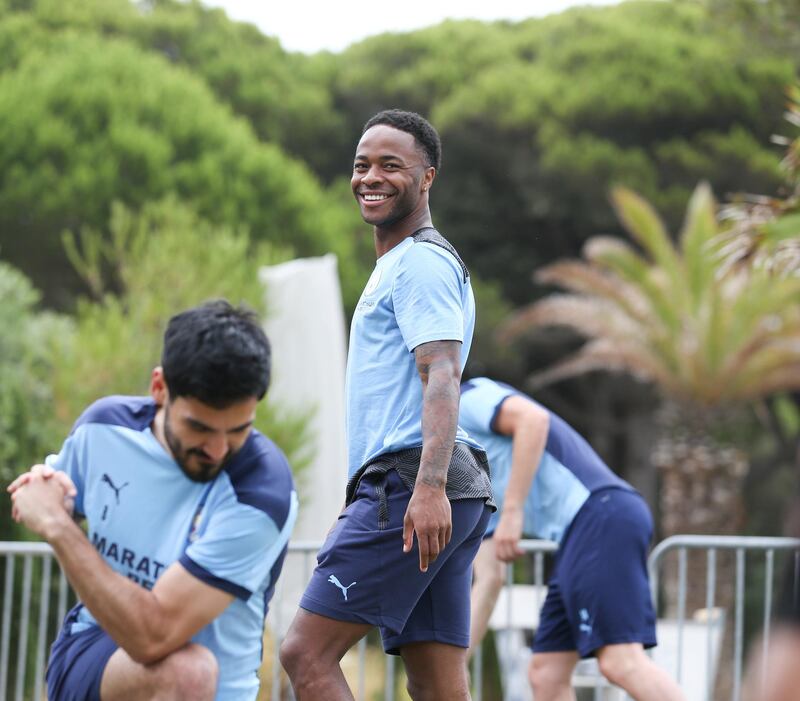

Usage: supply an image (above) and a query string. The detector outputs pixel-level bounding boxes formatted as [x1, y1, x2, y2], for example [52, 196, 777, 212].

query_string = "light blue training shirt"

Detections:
[459, 378, 633, 543]
[346, 232, 482, 479]
[47, 396, 298, 701]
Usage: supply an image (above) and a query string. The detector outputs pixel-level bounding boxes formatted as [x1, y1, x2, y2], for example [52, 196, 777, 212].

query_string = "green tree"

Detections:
[0, 32, 356, 306]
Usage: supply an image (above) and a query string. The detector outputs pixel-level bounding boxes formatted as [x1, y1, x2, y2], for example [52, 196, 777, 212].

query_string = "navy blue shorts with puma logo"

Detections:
[300, 468, 490, 653]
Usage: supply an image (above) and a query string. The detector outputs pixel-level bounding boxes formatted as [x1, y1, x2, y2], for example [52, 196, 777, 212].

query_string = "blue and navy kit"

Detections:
[460, 378, 657, 657]
[47, 396, 298, 701]
[459, 377, 634, 542]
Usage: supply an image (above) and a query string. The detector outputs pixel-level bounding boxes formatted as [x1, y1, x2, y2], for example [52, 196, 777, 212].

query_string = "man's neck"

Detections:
[373, 211, 433, 258]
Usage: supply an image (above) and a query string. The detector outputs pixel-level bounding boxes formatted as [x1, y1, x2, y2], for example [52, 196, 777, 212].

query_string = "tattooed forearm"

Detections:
[414, 340, 462, 489]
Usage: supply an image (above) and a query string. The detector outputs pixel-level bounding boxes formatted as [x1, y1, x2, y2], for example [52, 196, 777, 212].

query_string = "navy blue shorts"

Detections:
[46, 605, 118, 701]
[533, 488, 657, 658]
[300, 469, 491, 654]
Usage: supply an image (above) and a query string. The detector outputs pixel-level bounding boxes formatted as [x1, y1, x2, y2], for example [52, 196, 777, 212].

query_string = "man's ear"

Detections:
[422, 166, 436, 192]
[150, 367, 169, 406]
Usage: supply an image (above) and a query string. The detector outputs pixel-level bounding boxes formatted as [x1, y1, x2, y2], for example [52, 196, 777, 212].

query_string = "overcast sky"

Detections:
[201, 0, 623, 53]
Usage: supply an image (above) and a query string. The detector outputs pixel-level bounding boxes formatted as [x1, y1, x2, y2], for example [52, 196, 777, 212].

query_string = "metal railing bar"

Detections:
[649, 536, 800, 564]
[676, 547, 687, 684]
[705, 548, 716, 701]
[0, 555, 15, 698]
[733, 548, 745, 701]
[762, 548, 774, 699]
[34, 555, 52, 701]
[15, 554, 33, 701]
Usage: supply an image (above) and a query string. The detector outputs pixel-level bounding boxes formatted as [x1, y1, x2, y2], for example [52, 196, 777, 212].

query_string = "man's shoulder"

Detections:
[223, 431, 295, 527]
[405, 227, 469, 283]
[71, 396, 156, 435]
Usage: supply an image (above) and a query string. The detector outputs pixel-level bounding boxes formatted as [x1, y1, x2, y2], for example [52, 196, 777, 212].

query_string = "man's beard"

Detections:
[163, 404, 232, 483]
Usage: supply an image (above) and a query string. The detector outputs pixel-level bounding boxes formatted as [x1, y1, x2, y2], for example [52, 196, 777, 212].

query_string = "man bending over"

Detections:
[460, 377, 684, 701]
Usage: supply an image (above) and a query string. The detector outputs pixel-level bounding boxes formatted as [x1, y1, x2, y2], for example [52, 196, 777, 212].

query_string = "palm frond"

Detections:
[527, 338, 682, 395]
[498, 295, 640, 343]
[611, 186, 685, 294]
[534, 260, 650, 321]
[680, 182, 720, 310]
[583, 236, 682, 334]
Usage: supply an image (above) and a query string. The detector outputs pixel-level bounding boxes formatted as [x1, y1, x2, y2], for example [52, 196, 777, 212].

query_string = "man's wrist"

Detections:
[42, 509, 78, 543]
[415, 476, 446, 492]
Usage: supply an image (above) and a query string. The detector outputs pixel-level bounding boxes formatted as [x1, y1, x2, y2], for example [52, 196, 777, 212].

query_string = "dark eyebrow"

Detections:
[184, 417, 254, 434]
[354, 153, 406, 164]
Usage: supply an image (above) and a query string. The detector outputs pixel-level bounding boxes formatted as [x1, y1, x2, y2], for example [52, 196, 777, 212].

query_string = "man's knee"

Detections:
[279, 627, 332, 684]
[161, 643, 218, 700]
[406, 671, 469, 701]
[278, 630, 305, 679]
[596, 644, 642, 687]
[479, 557, 506, 596]
[528, 654, 572, 696]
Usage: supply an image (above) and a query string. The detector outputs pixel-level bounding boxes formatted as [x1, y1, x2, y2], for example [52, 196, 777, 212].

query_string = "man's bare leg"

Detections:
[100, 642, 218, 701]
[596, 643, 685, 701]
[402, 641, 471, 701]
[279, 608, 372, 701]
[528, 650, 578, 701]
[468, 538, 505, 659]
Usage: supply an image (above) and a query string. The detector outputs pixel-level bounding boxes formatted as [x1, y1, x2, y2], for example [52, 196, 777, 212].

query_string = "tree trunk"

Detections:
[653, 402, 749, 700]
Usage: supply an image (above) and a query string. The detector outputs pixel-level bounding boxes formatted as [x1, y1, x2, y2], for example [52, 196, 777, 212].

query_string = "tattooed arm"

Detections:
[403, 339, 462, 572]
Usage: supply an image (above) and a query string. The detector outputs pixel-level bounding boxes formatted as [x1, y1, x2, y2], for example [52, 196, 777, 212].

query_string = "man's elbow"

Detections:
[123, 625, 180, 665]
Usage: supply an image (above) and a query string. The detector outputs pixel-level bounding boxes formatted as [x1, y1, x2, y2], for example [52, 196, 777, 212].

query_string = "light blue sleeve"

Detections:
[393, 243, 465, 352]
[182, 490, 298, 600]
[44, 429, 86, 517]
[459, 378, 516, 435]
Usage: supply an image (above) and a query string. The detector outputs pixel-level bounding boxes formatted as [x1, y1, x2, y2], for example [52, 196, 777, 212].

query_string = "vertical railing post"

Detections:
[0, 554, 15, 700]
[705, 548, 716, 701]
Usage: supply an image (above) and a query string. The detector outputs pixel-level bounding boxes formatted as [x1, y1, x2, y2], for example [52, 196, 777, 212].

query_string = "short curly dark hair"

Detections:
[162, 299, 271, 408]
[362, 109, 442, 171]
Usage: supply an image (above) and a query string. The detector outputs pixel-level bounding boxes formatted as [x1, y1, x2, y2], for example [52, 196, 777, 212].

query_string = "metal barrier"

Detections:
[1, 542, 73, 701]
[648, 535, 800, 701]
[3, 536, 798, 700]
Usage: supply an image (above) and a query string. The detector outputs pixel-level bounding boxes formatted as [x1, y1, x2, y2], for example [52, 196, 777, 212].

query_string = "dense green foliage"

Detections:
[0, 3, 365, 306]
[0, 262, 69, 538]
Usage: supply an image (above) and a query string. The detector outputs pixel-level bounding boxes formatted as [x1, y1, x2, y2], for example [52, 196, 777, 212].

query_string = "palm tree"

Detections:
[717, 83, 800, 278]
[503, 182, 800, 614]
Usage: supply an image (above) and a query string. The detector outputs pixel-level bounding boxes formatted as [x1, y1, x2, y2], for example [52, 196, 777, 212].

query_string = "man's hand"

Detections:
[10, 472, 74, 540]
[493, 506, 524, 562]
[403, 482, 452, 572]
[7, 464, 76, 522]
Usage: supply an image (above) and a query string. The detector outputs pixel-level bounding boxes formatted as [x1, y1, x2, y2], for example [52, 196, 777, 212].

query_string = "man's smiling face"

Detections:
[351, 124, 433, 229]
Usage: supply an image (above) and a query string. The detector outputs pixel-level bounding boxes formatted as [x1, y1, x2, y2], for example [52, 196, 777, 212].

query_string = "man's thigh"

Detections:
[47, 609, 118, 701]
[384, 497, 491, 653]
